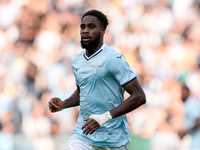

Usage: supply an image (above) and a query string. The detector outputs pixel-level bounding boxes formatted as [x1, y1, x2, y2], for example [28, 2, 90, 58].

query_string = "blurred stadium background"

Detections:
[0, 0, 200, 150]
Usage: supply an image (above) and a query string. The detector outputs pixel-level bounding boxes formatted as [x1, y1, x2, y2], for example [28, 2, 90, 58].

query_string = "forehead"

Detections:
[81, 15, 100, 25]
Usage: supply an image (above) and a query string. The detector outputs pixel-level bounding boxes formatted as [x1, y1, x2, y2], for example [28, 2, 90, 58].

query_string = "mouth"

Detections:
[82, 36, 91, 42]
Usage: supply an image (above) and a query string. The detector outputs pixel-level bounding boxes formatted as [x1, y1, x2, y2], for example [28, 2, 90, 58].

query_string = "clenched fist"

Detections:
[48, 97, 64, 112]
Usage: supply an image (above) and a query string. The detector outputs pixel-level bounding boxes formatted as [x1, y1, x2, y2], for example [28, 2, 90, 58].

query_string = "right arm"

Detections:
[178, 118, 200, 139]
[48, 85, 80, 113]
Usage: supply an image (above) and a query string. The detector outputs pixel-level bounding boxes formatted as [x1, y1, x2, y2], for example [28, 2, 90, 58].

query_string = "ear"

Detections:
[101, 28, 106, 36]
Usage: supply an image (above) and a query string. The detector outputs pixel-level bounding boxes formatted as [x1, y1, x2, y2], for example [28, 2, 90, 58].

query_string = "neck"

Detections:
[86, 41, 103, 57]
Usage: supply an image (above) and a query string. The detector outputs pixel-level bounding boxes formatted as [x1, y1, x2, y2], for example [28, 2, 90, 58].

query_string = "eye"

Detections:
[90, 25, 96, 29]
[80, 25, 85, 29]
[89, 25, 95, 29]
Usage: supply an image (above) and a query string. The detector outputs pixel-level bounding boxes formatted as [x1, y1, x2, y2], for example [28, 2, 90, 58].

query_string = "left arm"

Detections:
[110, 78, 146, 118]
[82, 78, 146, 135]
[178, 117, 200, 139]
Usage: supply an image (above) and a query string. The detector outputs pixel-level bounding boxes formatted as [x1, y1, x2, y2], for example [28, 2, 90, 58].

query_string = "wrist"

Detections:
[89, 111, 112, 127]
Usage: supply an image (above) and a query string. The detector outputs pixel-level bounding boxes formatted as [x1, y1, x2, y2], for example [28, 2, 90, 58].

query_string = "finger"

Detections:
[82, 119, 92, 130]
[82, 118, 96, 130]
[90, 126, 100, 135]
[82, 122, 93, 134]
[49, 107, 55, 112]
[83, 117, 90, 121]
[48, 103, 57, 111]
[49, 104, 60, 112]
[49, 99, 57, 108]
[84, 123, 99, 135]
[83, 125, 93, 135]
[88, 123, 100, 134]
[53, 98, 61, 109]
[48, 103, 55, 109]
[49, 98, 59, 108]
[82, 118, 99, 131]
[82, 120, 98, 135]
[85, 129, 93, 135]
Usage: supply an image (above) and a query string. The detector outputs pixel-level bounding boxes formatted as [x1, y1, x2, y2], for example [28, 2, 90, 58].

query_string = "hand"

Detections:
[81, 111, 112, 135]
[178, 130, 187, 139]
[195, 118, 200, 128]
[82, 117, 100, 135]
[48, 97, 64, 113]
[193, 118, 200, 130]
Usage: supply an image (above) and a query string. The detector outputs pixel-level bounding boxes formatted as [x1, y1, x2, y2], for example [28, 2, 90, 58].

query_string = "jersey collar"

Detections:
[84, 43, 106, 61]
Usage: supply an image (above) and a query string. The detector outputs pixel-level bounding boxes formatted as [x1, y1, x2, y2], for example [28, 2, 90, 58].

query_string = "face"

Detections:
[80, 15, 104, 52]
[181, 86, 189, 102]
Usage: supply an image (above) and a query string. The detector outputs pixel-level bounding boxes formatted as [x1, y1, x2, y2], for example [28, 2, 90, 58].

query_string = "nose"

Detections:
[82, 27, 89, 34]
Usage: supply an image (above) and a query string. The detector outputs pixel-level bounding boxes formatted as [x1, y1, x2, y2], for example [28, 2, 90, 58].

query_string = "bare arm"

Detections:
[110, 78, 146, 118]
[62, 85, 80, 108]
[82, 78, 146, 135]
[179, 118, 200, 139]
[48, 85, 80, 112]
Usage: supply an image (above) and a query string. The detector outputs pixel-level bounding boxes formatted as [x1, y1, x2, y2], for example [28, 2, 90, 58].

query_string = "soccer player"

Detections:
[178, 84, 200, 150]
[48, 9, 146, 150]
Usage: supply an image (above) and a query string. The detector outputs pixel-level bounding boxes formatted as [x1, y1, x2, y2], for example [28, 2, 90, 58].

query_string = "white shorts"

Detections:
[66, 137, 129, 150]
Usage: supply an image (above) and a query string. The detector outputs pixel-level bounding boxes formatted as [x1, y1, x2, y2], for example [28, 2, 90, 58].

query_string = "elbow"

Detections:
[139, 93, 146, 106]
[142, 95, 146, 105]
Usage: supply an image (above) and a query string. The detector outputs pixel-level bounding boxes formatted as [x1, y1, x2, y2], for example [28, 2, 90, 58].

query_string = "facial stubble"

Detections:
[81, 33, 101, 52]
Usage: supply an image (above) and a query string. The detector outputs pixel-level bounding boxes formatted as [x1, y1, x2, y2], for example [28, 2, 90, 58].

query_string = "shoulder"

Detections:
[71, 50, 85, 64]
[103, 45, 130, 72]
[103, 45, 125, 61]
[186, 97, 200, 109]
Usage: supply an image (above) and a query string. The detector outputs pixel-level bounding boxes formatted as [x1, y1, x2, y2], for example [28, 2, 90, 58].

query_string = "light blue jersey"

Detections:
[184, 97, 200, 149]
[71, 44, 136, 147]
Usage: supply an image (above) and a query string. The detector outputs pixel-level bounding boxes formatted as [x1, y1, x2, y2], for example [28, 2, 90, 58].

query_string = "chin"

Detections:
[81, 41, 88, 49]
[80, 34, 101, 51]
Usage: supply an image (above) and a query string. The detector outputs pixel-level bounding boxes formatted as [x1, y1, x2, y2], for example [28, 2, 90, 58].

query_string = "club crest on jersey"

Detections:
[92, 65, 100, 69]
[91, 65, 100, 74]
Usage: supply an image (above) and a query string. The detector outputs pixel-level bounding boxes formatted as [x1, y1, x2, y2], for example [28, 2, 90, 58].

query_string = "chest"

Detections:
[73, 58, 111, 85]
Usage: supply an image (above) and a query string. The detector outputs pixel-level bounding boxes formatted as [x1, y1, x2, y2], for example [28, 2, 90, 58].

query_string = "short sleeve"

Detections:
[71, 58, 79, 86]
[188, 99, 200, 118]
[107, 54, 136, 86]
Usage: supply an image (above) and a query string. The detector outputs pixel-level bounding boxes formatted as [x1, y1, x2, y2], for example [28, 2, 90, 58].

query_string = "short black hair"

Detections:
[81, 9, 109, 29]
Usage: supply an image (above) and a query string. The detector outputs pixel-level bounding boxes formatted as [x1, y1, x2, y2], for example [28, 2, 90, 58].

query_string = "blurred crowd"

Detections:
[0, 0, 200, 150]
